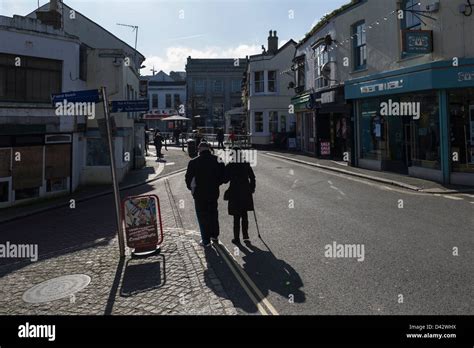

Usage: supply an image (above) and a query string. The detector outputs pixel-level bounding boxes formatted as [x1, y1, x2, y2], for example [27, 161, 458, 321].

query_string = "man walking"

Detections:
[153, 131, 163, 158]
[185, 142, 225, 246]
[216, 128, 225, 149]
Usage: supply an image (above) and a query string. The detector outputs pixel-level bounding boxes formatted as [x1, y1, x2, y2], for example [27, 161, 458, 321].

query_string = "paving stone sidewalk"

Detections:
[0, 181, 237, 315]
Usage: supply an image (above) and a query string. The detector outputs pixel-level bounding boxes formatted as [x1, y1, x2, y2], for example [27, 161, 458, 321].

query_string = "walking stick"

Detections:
[253, 209, 262, 239]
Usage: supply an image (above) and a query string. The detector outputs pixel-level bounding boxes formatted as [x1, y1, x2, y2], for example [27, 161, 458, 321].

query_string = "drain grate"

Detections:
[22, 274, 91, 304]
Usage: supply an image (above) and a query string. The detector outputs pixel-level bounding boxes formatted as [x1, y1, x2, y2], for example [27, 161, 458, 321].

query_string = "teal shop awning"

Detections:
[345, 58, 474, 99]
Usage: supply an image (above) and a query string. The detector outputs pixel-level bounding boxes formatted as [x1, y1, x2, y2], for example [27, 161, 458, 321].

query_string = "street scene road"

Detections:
[1, 148, 472, 316]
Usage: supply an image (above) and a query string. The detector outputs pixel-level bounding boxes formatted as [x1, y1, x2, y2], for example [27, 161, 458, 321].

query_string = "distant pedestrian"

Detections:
[185, 142, 225, 246]
[217, 128, 225, 149]
[229, 130, 236, 147]
[224, 147, 256, 244]
[153, 131, 163, 158]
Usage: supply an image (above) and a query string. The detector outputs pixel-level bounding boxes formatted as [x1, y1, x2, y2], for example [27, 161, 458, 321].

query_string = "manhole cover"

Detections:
[22, 274, 91, 304]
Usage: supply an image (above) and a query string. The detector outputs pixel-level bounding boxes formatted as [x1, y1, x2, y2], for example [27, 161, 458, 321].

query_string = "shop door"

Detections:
[403, 122, 415, 168]
[304, 113, 316, 154]
[0, 148, 12, 207]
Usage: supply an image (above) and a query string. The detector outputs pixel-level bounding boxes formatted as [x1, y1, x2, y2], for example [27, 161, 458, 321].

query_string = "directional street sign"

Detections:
[111, 100, 149, 113]
[51, 89, 101, 105]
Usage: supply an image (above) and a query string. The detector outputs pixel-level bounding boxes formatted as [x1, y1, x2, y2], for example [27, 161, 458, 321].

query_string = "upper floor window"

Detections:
[194, 80, 206, 94]
[231, 79, 241, 93]
[402, 0, 422, 31]
[174, 94, 181, 108]
[165, 94, 172, 108]
[268, 71, 277, 93]
[254, 71, 264, 93]
[314, 44, 329, 89]
[294, 56, 305, 92]
[152, 94, 158, 108]
[352, 21, 367, 71]
[0, 53, 62, 103]
[213, 79, 223, 93]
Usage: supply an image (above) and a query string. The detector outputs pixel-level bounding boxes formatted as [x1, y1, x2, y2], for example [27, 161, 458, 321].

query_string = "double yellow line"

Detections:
[214, 243, 279, 316]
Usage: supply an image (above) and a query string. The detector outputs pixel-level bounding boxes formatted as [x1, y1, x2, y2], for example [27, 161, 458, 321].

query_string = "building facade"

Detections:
[246, 31, 297, 146]
[293, 0, 474, 186]
[0, 15, 86, 207]
[28, 0, 146, 185]
[141, 70, 187, 131]
[186, 57, 248, 130]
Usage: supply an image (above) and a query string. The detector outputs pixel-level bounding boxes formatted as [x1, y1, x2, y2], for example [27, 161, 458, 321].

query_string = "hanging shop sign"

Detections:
[402, 30, 433, 54]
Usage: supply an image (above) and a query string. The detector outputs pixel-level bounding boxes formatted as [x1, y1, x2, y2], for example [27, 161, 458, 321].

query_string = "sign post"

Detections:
[100, 86, 126, 258]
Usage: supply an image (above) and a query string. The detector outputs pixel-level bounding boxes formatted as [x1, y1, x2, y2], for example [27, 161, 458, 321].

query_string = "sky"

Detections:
[0, 0, 349, 75]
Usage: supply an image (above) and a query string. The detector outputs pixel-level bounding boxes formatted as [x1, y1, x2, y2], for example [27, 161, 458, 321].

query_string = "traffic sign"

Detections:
[111, 100, 149, 113]
[51, 89, 101, 105]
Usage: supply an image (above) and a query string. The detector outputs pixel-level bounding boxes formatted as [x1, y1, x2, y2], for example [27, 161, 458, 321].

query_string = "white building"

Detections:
[247, 31, 297, 145]
[0, 14, 86, 207]
[27, 0, 146, 185]
[141, 71, 186, 131]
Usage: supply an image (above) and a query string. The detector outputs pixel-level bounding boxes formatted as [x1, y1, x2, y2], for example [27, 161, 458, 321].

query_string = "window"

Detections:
[402, 0, 422, 31]
[213, 103, 224, 120]
[79, 45, 87, 81]
[0, 53, 62, 102]
[213, 80, 223, 93]
[195, 99, 207, 110]
[269, 112, 278, 133]
[352, 21, 367, 71]
[174, 94, 181, 108]
[268, 71, 277, 93]
[254, 71, 264, 93]
[165, 94, 172, 108]
[152, 94, 158, 108]
[254, 112, 264, 133]
[295, 56, 305, 92]
[401, 0, 422, 58]
[314, 44, 329, 89]
[231, 79, 241, 93]
[194, 80, 205, 94]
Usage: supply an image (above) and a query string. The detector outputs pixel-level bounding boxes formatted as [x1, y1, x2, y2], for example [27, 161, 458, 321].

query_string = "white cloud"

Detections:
[142, 44, 261, 74]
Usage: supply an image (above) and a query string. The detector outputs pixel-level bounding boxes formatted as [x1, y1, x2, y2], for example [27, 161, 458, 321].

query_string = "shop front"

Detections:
[312, 86, 352, 161]
[291, 92, 315, 154]
[345, 59, 474, 186]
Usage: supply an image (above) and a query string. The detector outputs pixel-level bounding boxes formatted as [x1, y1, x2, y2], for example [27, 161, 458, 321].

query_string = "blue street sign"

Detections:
[111, 100, 149, 113]
[51, 89, 101, 105]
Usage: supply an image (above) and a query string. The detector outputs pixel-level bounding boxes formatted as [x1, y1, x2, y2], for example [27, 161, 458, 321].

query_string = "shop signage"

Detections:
[288, 138, 297, 149]
[320, 141, 331, 156]
[360, 80, 404, 95]
[403, 30, 433, 54]
[458, 71, 474, 82]
[122, 195, 163, 252]
[321, 91, 336, 104]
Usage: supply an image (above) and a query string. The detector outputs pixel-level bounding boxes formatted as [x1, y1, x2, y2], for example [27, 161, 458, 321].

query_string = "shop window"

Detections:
[352, 21, 367, 71]
[268, 71, 277, 93]
[15, 187, 39, 200]
[254, 71, 264, 93]
[0, 149, 11, 178]
[0, 181, 9, 202]
[280, 115, 287, 132]
[86, 138, 110, 166]
[269, 112, 278, 133]
[254, 112, 264, 133]
[45, 144, 71, 191]
[360, 98, 387, 161]
[449, 88, 474, 173]
[12, 146, 43, 192]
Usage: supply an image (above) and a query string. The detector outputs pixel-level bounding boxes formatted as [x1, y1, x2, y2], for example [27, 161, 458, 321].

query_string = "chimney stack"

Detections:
[268, 30, 278, 54]
[36, 0, 62, 29]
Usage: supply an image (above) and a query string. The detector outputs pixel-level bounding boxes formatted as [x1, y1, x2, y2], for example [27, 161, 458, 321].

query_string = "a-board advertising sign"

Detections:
[122, 195, 163, 252]
[320, 141, 331, 156]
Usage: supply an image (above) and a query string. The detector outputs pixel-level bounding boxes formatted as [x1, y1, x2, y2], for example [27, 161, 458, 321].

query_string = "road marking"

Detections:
[328, 180, 333, 185]
[215, 243, 279, 316]
[165, 162, 175, 166]
[442, 195, 464, 201]
[330, 185, 346, 196]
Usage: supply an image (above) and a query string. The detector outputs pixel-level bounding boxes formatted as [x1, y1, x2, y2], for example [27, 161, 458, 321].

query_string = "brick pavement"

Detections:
[0, 178, 237, 315]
